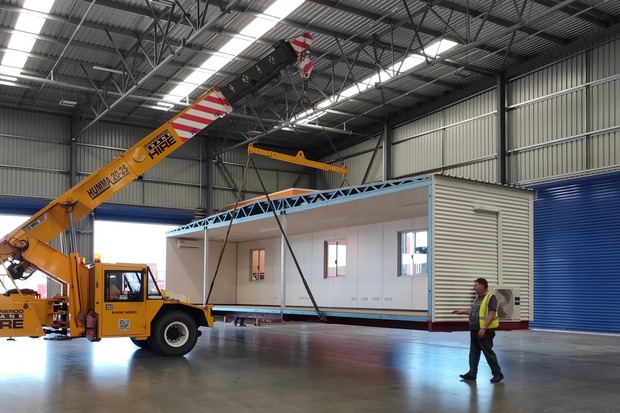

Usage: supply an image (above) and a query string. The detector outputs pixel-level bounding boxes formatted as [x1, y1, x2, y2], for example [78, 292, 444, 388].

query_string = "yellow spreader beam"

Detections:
[248, 144, 348, 176]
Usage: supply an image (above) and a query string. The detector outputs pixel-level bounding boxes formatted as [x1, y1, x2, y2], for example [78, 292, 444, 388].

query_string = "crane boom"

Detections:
[0, 35, 306, 266]
[0, 33, 312, 355]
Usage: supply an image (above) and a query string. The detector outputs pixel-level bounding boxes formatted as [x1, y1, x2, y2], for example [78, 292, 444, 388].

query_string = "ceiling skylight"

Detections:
[161, 0, 305, 105]
[294, 38, 458, 125]
[0, 0, 55, 83]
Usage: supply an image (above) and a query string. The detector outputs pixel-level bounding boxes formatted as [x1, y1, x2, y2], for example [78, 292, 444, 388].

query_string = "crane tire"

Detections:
[148, 311, 198, 357]
[130, 338, 151, 350]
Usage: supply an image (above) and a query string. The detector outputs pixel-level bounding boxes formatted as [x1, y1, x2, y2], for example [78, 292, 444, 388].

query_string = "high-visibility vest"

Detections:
[479, 293, 499, 329]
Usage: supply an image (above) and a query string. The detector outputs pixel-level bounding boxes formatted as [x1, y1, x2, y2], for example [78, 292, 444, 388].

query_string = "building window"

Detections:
[250, 248, 265, 281]
[398, 230, 428, 276]
[324, 239, 347, 278]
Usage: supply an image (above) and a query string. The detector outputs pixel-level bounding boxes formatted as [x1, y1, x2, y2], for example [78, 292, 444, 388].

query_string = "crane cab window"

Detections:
[105, 270, 144, 302]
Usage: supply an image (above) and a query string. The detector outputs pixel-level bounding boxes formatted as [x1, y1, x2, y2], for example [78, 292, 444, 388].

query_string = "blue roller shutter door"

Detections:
[0, 197, 194, 226]
[532, 172, 620, 333]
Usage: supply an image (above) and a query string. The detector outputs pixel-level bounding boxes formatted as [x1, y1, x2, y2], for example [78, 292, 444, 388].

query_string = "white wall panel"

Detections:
[357, 223, 383, 309]
[382, 219, 413, 309]
[286, 232, 318, 306]
[333, 226, 358, 307]
[237, 237, 280, 305]
[308, 230, 335, 307]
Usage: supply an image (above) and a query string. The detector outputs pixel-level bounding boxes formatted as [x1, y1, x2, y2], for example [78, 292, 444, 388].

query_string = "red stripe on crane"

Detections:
[171, 121, 202, 134]
[178, 112, 215, 125]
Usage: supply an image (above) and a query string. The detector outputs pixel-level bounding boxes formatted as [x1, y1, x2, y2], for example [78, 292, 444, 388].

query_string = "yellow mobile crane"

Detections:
[0, 33, 312, 356]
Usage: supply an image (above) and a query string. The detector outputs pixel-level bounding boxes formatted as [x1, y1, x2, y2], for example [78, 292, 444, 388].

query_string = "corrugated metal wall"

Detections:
[432, 175, 533, 323]
[79, 121, 208, 210]
[1, 108, 313, 215]
[390, 90, 497, 182]
[508, 39, 620, 184]
[212, 146, 311, 211]
[317, 136, 383, 188]
[531, 172, 620, 334]
[0, 107, 70, 198]
[508, 56, 587, 182]
[316, 38, 620, 189]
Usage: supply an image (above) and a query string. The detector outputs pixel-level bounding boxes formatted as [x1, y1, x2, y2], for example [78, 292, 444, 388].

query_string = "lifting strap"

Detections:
[205, 155, 326, 322]
[205, 157, 252, 305]
[249, 156, 326, 321]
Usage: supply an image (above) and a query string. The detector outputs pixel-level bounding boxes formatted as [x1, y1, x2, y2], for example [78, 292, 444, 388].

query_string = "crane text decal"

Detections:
[87, 164, 130, 200]
[0, 309, 24, 329]
[25, 214, 47, 232]
[144, 129, 176, 160]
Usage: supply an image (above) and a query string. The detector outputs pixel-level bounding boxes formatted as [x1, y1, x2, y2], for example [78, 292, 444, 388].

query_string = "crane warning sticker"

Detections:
[118, 319, 130, 331]
[0, 309, 24, 330]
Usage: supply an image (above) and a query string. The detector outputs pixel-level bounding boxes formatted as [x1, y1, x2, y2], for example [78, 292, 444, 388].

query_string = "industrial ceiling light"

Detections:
[59, 99, 78, 107]
[1, 0, 56, 85]
[93, 65, 124, 75]
[142, 102, 175, 111]
[0, 74, 18, 82]
[294, 38, 459, 125]
[149, 0, 174, 6]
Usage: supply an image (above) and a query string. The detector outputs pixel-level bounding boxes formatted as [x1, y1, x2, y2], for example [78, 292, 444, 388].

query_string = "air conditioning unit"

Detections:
[176, 239, 200, 248]
[493, 287, 521, 322]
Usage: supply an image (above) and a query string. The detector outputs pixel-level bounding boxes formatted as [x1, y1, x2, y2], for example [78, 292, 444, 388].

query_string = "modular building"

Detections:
[166, 174, 534, 330]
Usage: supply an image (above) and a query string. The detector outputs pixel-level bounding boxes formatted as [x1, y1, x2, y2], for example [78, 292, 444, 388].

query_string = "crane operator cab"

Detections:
[88, 262, 213, 356]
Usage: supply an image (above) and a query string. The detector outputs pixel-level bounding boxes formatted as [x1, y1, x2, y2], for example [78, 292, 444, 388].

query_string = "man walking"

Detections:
[452, 277, 504, 383]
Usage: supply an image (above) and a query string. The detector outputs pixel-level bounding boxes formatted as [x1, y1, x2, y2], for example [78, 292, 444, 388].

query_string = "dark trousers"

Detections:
[468, 329, 502, 376]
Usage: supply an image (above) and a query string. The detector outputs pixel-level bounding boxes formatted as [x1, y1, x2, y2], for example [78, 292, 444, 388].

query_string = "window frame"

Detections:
[105, 270, 145, 302]
[324, 238, 347, 278]
[398, 229, 428, 277]
[250, 248, 266, 282]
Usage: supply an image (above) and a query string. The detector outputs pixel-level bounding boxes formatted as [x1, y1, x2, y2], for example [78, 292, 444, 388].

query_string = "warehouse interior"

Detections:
[1, 1, 620, 412]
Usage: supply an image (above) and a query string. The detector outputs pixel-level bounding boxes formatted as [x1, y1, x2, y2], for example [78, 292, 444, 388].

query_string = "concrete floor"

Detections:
[1, 321, 619, 413]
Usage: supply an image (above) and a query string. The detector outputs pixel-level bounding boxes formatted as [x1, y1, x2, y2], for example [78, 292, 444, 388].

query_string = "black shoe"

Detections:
[459, 373, 476, 381]
[490, 373, 504, 383]
[239, 323, 246, 327]
[233, 320, 237, 326]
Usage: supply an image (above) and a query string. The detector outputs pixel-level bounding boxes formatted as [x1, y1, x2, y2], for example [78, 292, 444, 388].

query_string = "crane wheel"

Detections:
[130, 338, 151, 350]
[148, 311, 198, 357]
